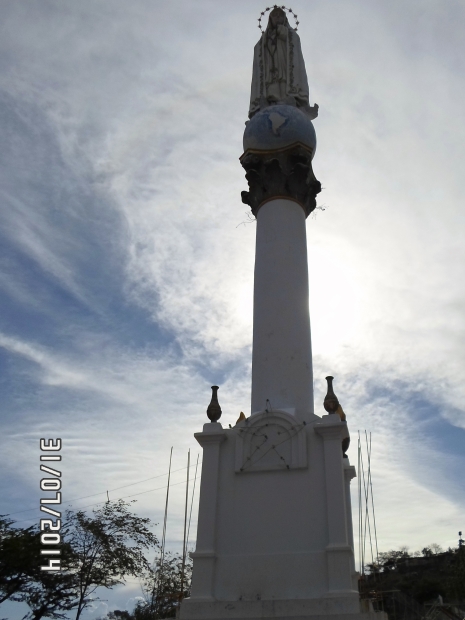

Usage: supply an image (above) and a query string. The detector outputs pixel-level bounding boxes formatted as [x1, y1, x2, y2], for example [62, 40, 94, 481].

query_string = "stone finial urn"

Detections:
[323, 376, 339, 414]
[207, 385, 222, 422]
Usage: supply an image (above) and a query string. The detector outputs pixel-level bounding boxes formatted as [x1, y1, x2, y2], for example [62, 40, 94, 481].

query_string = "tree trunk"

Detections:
[75, 600, 85, 620]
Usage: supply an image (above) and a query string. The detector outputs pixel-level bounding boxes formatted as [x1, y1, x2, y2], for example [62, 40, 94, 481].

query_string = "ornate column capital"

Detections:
[314, 416, 349, 442]
[194, 422, 227, 447]
[240, 143, 321, 218]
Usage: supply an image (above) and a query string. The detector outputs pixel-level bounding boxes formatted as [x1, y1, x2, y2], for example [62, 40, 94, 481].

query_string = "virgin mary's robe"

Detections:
[248, 20, 316, 120]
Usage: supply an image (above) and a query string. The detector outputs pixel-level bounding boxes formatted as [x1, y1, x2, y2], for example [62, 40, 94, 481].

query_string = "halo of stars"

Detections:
[257, 5, 300, 33]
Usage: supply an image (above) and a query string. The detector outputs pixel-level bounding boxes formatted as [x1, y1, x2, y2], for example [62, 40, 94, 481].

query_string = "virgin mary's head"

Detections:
[268, 7, 287, 28]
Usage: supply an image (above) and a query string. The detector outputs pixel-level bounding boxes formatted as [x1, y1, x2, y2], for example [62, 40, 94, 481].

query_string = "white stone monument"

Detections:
[179, 8, 385, 620]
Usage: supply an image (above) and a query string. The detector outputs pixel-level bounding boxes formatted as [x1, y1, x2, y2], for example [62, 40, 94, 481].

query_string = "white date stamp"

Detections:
[39, 438, 62, 571]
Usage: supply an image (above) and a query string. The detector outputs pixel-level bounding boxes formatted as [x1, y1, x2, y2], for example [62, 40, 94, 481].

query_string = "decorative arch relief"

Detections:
[235, 410, 307, 473]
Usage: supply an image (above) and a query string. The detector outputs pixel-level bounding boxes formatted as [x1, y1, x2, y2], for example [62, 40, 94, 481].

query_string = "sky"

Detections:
[0, 0, 464, 617]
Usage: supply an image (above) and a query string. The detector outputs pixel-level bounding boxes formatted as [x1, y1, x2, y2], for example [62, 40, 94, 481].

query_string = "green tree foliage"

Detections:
[0, 501, 158, 620]
[0, 516, 41, 604]
[139, 552, 192, 618]
[376, 547, 411, 572]
[65, 500, 158, 620]
[21, 571, 78, 620]
[109, 552, 193, 620]
[0, 515, 77, 618]
[364, 544, 465, 606]
[447, 546, 465, 601]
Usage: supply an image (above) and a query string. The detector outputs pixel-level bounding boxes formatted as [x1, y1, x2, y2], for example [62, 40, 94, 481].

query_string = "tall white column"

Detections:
[251, 197, 313, 419]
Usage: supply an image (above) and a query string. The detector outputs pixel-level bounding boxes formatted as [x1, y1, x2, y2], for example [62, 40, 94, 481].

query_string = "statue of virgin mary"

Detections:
[248, 7, 318, 120]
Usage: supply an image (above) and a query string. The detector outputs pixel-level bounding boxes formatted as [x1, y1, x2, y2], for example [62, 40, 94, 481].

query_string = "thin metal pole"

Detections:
[360, 439, 372, 571]
[186, 454, 200, 552]
[161, 446, 173, 566]
[363, 432, 375, 567]
[358, 432, 363, 574]
[152, 447, 173, 613]
[180, 449, 190, 600]
[360, 435, 367, 574]
[367, 432, 380, 565]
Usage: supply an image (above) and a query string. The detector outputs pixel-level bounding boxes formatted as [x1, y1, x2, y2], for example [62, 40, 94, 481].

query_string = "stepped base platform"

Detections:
[179, 597, 389, 620]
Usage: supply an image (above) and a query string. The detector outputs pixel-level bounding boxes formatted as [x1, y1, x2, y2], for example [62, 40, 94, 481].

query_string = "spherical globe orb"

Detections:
[243, 105, 317, 158]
